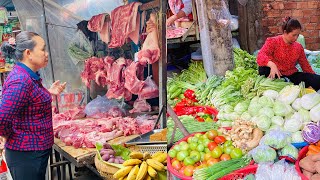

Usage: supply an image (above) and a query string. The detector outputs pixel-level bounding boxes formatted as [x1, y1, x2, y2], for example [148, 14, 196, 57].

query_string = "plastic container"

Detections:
[292, 142, 309, 149]
[295, 145, 309, 180]
[219, 164, 258, 180]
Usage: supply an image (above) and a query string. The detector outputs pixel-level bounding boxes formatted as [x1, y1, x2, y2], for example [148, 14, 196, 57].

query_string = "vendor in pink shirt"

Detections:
[257, 17, 320, 91]
[167, 0, 193, 26]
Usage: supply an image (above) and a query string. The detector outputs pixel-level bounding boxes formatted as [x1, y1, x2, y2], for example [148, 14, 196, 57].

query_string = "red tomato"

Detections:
[184, 165, 195, 177]
[195, 116, 205, 122]
[179, 166, 186, 174]
[214, 136, 226, 144]
[207, 142, 218, 151]
[220, 154, 231, 161]
[207, 157, 219, 166]
[206, 130, 218, 140]
[172, 160, 182, 171]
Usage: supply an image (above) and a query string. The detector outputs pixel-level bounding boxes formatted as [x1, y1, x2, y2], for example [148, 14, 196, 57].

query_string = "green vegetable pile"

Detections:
[233, 48, 258, 70]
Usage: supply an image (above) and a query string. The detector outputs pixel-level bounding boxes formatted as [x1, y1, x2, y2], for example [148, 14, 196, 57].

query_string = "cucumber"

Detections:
[168, 84, 179, 94]
[170, 88, 182, 99]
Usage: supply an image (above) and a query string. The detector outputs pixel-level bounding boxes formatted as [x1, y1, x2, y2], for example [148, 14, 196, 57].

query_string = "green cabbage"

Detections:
[261, 129, 291, 149]
[273, 101, 293, 117]
[271, 116, 284, 126]
[298, 108, 310, 122]
[259, 96, 274, 107]
[248, 97, 263, 116]
[277, 85, 300, 104]
[256, 115, 271, 131]
[279, 144, 298, 159]
[258, 107, 275, 118]
[291, 131, 304, 143]
[241, 112, 252, 121]
[263, 90, 279, 100]
[300, 92, 320, 110]
[292, 98, 302, 111]
[284, 115, 303, 133]
[250, 144, 277, 163]
[234, 100, 250, 114]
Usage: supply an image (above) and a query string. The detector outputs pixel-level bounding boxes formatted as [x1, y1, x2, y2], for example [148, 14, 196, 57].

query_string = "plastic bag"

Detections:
[255, 159, 301, 180]
[84, 95, 126, 118]
[249, 144, 277, 163]
[259, 129, 291, 149]
[230, 15, 239, 31]
[138, 76, 159, 100]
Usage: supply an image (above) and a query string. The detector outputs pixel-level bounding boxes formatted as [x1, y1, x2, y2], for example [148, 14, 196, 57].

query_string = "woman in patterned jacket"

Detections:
[257, 17, 320, 91]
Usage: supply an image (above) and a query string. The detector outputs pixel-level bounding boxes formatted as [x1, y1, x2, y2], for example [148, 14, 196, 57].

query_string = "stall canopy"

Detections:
[0, 0, 15, 11]
[11, 0, 123, 90]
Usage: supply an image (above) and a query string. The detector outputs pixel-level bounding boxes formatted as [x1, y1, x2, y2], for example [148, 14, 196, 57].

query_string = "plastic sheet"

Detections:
[84, 95, 126, 117]
[11, 0, 123, 90]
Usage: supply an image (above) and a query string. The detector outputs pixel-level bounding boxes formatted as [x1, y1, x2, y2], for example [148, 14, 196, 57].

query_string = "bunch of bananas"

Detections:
[113, 151, 167, 180]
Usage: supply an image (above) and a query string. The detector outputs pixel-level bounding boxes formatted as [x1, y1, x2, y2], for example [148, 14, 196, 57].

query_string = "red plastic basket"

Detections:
[219, 164, 258, 180]
[295, 145, 309, 180]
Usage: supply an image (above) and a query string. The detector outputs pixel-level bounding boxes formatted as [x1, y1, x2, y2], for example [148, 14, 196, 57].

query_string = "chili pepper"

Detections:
[184, 89, 196, 100]
[195, 116, 205, 122]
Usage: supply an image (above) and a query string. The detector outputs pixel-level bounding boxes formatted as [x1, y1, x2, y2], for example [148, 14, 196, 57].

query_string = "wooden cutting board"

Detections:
[108, 135, 139, 145]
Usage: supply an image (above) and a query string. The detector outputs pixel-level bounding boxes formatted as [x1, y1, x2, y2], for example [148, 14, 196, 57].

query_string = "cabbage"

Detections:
[271, 116, 284, 126]
[222, 104, 235, 113]
[248, 97, 263, 116]
[234, 100, 250, 114]
[250, 144, 277, 163]
[217, 120, 233, 127]
[292, 98, 302, 111]
[300, 92, 320, 110]
[298, 108, 311, 123]
[302, 122, 320, 143]
[261, 129, 291, 149]
[263, 90, 279, 100]
[273, 101, 293, 117]
[277, 85, 300, 104]
[228, 112, 241, 121]
[279, 144, 298, 160]
[259, 96, 274, 107]
[267, 124, 284, 134]
[283, 115, 303, 133]
[258, 107, 274, 118]
[310, 103, 320, 122]
[291, 131, 304, 143]
[256, 115, 271, 131]
[241, 112, 252, 121]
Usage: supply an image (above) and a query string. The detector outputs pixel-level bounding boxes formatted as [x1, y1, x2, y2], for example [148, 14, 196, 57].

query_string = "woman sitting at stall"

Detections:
[166, 0, 193, 26]
[257, 17, 320, 91]
[0, 31, 66, 180]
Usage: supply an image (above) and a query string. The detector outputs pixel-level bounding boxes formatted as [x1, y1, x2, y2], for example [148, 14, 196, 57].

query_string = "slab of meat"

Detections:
[81, 57, 104, 87]
[109, 2, 142, 48]
[124, 62, 145, 94]
[83, 130, 123, 148]
[138, 76, 159, 99]
[88, 13, 110, 44]
[137, 13, 160, 65]
[116, 117, 140, 136]
[166, 27, 187, 39]
[129, 99, 152, 114]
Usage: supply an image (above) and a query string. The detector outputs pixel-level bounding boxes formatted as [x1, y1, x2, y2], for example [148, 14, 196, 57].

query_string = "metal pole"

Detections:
[41, 0, 59, 112]
[159, 0, 167, 128]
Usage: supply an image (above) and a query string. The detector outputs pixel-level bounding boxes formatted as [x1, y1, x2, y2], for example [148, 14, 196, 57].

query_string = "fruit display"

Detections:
[168, 130, 244, 177]
[99, 143, 125, 164]
[113, 151, 167, 180]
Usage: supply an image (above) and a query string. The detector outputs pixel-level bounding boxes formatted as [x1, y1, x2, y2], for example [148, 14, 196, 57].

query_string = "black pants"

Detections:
[259, 66, 320, 91]
[5, 148, 51, 180]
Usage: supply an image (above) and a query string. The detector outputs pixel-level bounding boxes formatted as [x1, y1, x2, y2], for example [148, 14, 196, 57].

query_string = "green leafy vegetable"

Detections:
[111, 145, 131, 160]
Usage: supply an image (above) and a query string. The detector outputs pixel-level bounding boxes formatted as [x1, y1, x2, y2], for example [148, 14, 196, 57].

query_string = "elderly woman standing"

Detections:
[0, 31, 66, 180]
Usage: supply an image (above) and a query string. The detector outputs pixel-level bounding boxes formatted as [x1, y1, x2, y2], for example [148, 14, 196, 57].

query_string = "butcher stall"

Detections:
[11, 0, 168, 179]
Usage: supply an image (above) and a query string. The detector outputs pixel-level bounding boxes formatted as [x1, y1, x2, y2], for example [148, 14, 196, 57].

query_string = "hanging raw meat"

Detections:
[81, 57, 104, 88]
[124, 61, 145, 94]
[138, 76, 159, 99]
[137, 13, 160, 65]
[87, 13, 110, 44]
[129, 99, 152, 113]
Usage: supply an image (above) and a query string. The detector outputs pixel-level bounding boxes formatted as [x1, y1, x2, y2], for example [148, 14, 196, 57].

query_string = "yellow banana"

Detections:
[135, 161, 148, 180]
[129, 152, 144, 160]
[113, 166, 133, 179]
[146, 159, 165, 171]
[152, 153, 167, 163]
[151, 151, 164, 159]
[123, 176, 128, 180]
[123, 159, 142, 166]
[127, 165, 139, 180]
[143, 174, 151, 180]
[147, 165, 157, 178]
[143, 152, 151, 160]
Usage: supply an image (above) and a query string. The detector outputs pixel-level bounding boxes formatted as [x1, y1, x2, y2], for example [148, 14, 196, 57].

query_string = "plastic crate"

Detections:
[219, 164, 258, 180]
[295, 145, 309, 180]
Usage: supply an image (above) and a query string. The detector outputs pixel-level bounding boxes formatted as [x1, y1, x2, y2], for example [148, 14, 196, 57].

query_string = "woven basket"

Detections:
[94, 154, 119, 180]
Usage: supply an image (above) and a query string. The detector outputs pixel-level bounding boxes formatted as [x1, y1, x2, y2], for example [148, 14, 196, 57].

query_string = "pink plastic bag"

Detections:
[138, 76, 159, 99]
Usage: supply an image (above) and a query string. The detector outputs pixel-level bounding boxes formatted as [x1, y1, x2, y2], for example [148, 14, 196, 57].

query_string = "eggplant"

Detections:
[118, 159, 125, 164]
[103, 143, 112, 149]
[100, 149, 115, 156]
[114, 159, 120, 164]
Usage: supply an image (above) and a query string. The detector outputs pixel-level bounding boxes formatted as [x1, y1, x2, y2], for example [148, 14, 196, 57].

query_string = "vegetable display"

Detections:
[302, 122, 320, 144]
[299, 143, 320, 179]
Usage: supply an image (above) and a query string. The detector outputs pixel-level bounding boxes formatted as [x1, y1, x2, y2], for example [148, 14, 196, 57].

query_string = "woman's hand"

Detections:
[49, 80, 66, 95]
[267, 61, 282, 79]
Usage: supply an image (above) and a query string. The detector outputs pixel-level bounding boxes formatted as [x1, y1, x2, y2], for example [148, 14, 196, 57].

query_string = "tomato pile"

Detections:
[168, 130, 244, 177]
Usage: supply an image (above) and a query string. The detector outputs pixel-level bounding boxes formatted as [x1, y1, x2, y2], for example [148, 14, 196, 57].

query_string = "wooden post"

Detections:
[195, 0, 234, 76]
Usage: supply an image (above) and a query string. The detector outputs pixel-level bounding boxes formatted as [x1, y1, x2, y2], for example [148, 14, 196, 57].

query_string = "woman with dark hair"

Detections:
[257, 17, 320, 91]
[0, 31, 66, 180]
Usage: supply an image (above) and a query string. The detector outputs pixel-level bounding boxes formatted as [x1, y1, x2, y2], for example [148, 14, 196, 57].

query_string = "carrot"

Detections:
[309, 145, 320, 153]
[306, 150, 318, 156]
